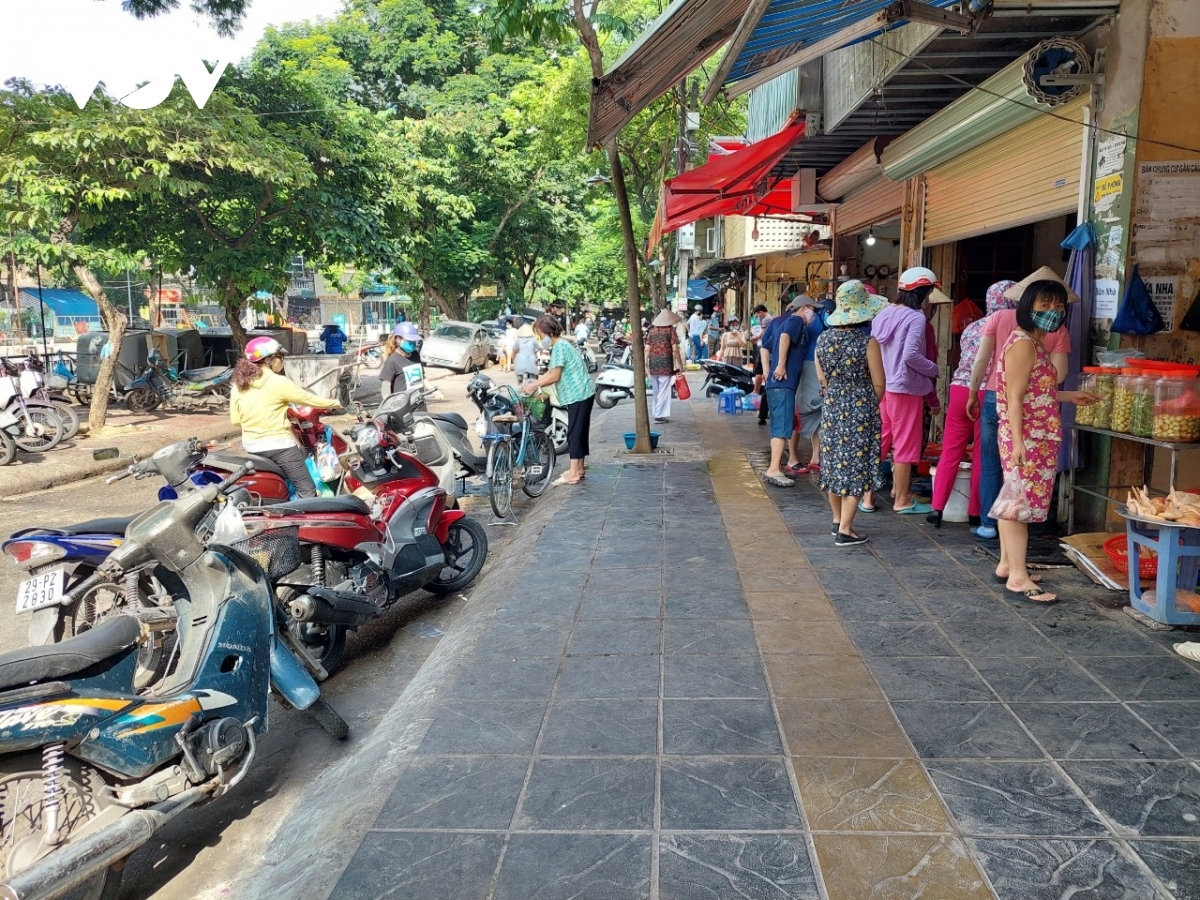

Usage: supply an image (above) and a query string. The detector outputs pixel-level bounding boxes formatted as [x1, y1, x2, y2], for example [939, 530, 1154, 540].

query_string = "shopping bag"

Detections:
[673, 373, 691, 401]
[989, 470, 1033, 523]
[211, 502, 248, 544]
[1112, 265, 1166, 335]
[316, 440, 342, 482]
[305, 456, 336, 498]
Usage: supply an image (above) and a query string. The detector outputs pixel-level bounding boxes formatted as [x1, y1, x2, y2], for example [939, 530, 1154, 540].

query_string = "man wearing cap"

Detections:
[966, 266, 1073, 539]
[687, 305, 708, 361]
[760, 295, 821, 486]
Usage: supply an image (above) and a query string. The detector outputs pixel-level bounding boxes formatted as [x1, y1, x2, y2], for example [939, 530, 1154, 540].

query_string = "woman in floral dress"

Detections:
[815, 280, 887, 547]
[995, 278, 1098, 602]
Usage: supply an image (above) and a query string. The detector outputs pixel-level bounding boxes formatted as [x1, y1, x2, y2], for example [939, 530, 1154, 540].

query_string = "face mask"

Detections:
[400, 340, 416, 353]
[540, 337, 552, 350]
[1030, 308, 1066, 333]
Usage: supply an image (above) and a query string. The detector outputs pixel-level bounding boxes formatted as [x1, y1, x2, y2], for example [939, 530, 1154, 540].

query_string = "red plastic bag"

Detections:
[951, 299, 984, 334]
[674, 373, 691, 401]
[989, 470, 1033, 523]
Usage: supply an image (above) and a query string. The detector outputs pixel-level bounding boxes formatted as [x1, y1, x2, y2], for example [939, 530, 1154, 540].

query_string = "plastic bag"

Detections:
[316, 439, 342, 483]
[989, 470, 1033, 523]
[305, 456, 336, 498]
[951, 299, 984, 334]
[1112, 265, 1166, 335]
[211, 501, 248, 544]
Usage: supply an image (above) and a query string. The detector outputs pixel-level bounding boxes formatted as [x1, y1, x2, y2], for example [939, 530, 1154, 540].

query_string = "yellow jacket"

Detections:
[230, 369, 339, 447]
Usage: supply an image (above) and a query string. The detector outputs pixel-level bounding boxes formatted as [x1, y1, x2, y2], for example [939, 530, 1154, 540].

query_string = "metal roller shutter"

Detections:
[923, 96, 1087, 247]
[835, 175, 905, 237]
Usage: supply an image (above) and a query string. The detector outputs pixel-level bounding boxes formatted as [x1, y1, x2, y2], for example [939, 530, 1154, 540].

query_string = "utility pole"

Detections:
[675, 81, 700, 318]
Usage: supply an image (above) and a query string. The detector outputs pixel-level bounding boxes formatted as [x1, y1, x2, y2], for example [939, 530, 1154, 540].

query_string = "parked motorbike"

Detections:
[15, 352, 80, 442]
[237, 388, 488, 674]
[0, 361, 64, 454]
[577, 338, 599, 374]
[124, 348, 233, 413]
[700, 359, 755, 398]
[0, 462, 347, 900]
[595, 364, 635, 409]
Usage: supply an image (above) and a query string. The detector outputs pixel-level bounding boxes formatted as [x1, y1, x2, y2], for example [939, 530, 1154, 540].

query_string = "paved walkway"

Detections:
[327, 389, 1200, 900]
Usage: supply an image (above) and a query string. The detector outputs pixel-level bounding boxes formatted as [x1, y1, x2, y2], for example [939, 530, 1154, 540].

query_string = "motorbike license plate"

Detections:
[16, 567, 66, 613]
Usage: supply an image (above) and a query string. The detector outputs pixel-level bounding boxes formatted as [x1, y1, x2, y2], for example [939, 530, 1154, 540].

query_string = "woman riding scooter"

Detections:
[378, 322, 423, 398]
[230, 336, 340, 498]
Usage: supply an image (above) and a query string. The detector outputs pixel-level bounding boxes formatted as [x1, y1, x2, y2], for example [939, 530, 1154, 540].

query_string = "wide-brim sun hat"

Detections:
[517, 323, 535, 337]
[827, 280, 886, 327]
[652, 309, 681, 326]
[1003, 265, 1081, 304]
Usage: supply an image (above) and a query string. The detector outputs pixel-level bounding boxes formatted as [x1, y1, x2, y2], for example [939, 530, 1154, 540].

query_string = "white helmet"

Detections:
[897, 267, 940, 291]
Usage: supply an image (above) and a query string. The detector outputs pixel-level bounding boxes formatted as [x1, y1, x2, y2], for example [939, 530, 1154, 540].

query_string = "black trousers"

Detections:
[257, 445, 320, 498]
[566, 395, 595, 461]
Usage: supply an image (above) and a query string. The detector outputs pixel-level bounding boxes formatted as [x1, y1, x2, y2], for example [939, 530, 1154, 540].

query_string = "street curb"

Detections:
[234, 489, 568, 900]
[0, 423, 243, 500]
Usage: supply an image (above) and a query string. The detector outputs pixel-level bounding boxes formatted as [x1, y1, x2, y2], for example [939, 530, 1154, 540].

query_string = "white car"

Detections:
[420, 321, 491, 373]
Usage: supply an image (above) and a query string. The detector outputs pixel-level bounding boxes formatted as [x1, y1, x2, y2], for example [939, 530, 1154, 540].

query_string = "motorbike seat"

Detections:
[429, 412, 469, 431]
[0, 615, 142, 692]
[179, 366, 229, 382]
[205, 451, 288, 480]
[48, 515, 137, 536]
[269, 496, 371, 516]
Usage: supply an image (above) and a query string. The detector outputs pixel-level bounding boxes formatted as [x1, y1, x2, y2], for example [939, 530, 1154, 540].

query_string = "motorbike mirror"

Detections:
[92, 447, 120, 461]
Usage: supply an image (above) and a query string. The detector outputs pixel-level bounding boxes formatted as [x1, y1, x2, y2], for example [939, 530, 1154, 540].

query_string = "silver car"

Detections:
[420, 321, 491, 373]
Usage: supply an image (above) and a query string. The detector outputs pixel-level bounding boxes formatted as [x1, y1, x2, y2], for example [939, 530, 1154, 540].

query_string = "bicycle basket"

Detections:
[521, 395, 551, 424]
[231, 526, 301, 580]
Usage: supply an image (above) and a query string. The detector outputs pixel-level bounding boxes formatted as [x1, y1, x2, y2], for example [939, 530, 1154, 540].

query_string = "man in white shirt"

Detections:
[687, 305, 708, 361]
[573, 314, 591, 343]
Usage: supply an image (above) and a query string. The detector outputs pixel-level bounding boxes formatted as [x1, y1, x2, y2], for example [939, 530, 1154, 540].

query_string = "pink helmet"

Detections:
[245, 336, 284, 363]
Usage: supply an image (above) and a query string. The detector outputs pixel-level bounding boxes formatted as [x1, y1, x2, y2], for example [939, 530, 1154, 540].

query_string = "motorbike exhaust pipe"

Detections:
[289, 588, 381, 628]
[0, 788, 204, 900]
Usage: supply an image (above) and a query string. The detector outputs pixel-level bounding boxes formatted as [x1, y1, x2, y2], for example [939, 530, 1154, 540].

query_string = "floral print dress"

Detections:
[816, 327, 884, 497]
[996, 329, 1060, 522]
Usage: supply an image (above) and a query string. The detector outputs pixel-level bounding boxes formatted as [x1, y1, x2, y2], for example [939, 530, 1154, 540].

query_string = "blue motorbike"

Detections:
[0, 463, 347, 900]
[123, 349, 232, 414]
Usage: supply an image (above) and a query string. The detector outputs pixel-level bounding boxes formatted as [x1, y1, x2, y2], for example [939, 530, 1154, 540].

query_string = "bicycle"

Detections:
[483, 385, 555, 517]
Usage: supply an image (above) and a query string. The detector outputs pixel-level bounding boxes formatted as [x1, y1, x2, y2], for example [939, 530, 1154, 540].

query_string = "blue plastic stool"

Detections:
[718, 388, 745, 414]
[1126, 518, 1200, 626]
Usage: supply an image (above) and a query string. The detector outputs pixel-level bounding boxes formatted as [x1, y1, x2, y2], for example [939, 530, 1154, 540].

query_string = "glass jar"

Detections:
[1130, 372, 1156, 438]
[1111, 369, 1138, 434]
[1075, 369, 1096, 426]
[1153, 374, 1200, 442]
[1091, 368, 1116, 430]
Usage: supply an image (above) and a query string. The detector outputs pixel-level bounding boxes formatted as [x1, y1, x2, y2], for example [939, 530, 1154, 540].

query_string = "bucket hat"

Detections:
[826, 280, 886, 326]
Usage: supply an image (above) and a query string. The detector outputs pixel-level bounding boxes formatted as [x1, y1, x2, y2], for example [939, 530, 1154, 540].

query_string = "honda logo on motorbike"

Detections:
[67, 59, 229, 109]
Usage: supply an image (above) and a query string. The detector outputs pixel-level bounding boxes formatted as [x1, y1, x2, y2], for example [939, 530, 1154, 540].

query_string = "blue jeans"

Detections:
[765, 388, 797, 440]
[979, 391, 1002, 528]
[690, 335, 706, 360]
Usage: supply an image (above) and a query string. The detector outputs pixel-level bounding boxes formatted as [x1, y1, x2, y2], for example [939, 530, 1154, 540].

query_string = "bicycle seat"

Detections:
[45, 515, 136, 537]
[429, 412, 469, 431]
[0, 615, 142, 691]
[269, 496, 371, 516]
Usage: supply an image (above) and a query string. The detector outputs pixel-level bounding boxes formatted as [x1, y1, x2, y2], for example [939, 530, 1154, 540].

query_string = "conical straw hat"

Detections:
[1003, 265, 1081, 304]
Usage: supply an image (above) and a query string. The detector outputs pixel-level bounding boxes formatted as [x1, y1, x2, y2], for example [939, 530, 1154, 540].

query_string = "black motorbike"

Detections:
[699, 359, 755, 398]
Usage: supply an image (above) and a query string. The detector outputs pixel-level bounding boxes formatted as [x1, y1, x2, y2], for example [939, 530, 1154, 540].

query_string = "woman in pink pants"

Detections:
[927, 280, 1016, 528]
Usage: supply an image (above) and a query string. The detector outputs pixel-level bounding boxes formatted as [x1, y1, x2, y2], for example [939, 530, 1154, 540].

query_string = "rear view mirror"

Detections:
[92, 447, 120, 461]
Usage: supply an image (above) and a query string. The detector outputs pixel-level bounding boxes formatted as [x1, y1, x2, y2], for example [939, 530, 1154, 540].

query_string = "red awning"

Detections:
[663, 118, 806, 232]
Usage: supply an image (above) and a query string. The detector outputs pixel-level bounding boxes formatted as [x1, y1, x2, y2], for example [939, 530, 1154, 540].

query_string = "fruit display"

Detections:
[1153, 374, 1200, 442]
[1152, 413, 1200, 442]
[1091, 370, 1115, 429]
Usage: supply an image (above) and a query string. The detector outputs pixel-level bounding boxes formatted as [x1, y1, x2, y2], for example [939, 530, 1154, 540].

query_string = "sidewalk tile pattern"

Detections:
[331, 394, 1200, 900]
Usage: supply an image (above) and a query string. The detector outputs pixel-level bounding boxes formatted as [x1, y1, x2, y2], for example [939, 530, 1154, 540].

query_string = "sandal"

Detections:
[858, 502, 877, 513]
[995, 574, 1042, 584]
[1006, 586, 1058, 604]
[784, 464, 809, 476]
[552, 475, 583, 486]
[895, 502, 933, 515]
[764, 474, 794, 488]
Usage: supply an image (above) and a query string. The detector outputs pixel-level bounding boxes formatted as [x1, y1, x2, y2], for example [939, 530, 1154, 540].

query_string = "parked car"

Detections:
[421, 321, 491, 373]
[483, 323, 506, 362]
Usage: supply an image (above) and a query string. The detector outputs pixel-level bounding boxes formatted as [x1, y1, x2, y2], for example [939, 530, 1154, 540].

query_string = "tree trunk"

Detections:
[220, 280, 249, 349]
[607, 144, 653, 454]
[74, 264, 126, 435]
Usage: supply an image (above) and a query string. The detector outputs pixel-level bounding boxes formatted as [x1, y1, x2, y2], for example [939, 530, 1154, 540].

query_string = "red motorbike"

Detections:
[236, 390, 488, 675]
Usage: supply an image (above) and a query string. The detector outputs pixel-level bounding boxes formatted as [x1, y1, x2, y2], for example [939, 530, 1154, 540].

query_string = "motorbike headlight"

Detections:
[355, 425, 381, 452]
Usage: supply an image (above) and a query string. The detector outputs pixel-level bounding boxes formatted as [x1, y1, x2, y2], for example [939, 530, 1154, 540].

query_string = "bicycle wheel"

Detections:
[521, 428, 555, 498]
[50, 400, 80, 441]
[488, 440, 514, 518]
[13, 406, 63, 453]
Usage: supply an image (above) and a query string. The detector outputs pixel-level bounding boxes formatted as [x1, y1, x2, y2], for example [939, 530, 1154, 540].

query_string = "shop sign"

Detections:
[1096, 133, 1127, 178]
[1143, 276, 1178, 333]
[1094, 279, 1120, 319]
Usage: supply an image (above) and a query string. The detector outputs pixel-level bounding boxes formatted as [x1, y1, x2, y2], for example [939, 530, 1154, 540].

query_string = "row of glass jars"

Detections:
[1077, 367, 1200, 441]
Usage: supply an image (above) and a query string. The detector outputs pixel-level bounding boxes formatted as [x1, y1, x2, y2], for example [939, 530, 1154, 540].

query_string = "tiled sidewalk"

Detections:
[330, 392, 1200, 900]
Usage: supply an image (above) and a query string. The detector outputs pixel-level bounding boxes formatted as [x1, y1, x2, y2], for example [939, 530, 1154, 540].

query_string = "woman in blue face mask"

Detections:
[378, 322, 423, 399]
[993, 278, 1100, 604]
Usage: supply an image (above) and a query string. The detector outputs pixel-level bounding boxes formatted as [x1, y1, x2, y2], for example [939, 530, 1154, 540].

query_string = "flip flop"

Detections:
[784, 464, 809, 476]
[1007, 586, 1058, 604]
[995, 574, 1043, 585]
[858, 502, 877, 513]
[764, 474, 794, 488]
[807, 462, 820, 471]
[895, 502, 933, 515]
[551, 475, 582, 486]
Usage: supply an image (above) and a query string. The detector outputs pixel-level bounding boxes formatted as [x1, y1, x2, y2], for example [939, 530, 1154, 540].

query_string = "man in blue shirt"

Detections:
[788, 298, 829, 475]
[320, 323, 348, 355]
[760, 295, 820, 486]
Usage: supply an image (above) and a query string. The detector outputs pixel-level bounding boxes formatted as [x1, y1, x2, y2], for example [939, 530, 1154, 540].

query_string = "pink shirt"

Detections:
[981, 309, 1069, 393]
